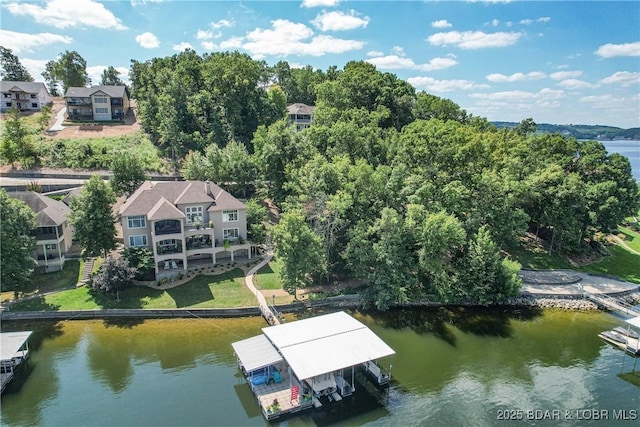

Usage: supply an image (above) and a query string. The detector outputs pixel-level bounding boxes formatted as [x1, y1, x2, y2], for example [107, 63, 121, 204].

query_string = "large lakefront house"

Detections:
[119, 180, 254, 278]
[9, 192, 74, 273]
[1, 81, 52, 113]
[64, 85, 130, 121]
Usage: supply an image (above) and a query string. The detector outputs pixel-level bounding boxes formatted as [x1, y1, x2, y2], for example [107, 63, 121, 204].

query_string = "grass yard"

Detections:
[0, 260, 81, 304]
[618, 226, 640, 252]
[8, 268, 257, 311]
[578, 245, 640, 284]
[254, 258, 283, 290]
[506, 244, 573, 270]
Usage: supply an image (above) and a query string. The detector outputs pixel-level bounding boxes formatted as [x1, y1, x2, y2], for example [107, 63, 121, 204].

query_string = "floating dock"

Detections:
[1, 331, 33, 394]
[598, 316, 640, 357]
[231, 311, 394, 420]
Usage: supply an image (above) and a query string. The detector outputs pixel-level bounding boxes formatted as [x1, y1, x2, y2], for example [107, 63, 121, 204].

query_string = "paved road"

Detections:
[520, 269, 639, 296]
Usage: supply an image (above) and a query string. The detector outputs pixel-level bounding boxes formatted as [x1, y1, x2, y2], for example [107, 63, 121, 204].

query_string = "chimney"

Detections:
[205, 181, 212, 197]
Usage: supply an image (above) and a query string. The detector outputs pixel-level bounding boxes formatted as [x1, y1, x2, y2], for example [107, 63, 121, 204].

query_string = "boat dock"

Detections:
[1, 331, 33, 394]
[598, 316, 640, 358]
[231, 311, 394, 420]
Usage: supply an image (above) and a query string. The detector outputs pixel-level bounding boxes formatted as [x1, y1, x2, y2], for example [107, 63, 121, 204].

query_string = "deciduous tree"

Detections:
[91, 256, 136, 298]
[0, 46, 33, 81]
[70, 175, 117, 258]
[0, 189, 36, 298]
[109, 155, 147, 196]
[100, 66, 125, 86]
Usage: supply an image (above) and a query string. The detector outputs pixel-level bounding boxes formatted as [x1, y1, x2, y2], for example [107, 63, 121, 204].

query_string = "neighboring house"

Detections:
[287, 103, 314, 131]
[9, 192, 74, 273]
[64, 85, 130, 121]
[0, 81, 52, 113]
[119, 180, 254, 278]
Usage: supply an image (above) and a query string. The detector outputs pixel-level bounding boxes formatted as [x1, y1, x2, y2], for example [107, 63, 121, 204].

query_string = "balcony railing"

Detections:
[156, 244, 183, 255]
[186, 238, 213, 250]
[67, 100, 92, 106]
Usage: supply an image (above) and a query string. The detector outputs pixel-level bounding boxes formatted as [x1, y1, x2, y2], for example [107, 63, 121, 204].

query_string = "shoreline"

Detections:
[2, 291, 638, 321]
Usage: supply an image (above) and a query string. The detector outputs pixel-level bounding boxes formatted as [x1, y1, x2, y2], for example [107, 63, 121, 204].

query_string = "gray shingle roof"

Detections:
[287, 103, 315, 115]
[10, 192, 71, 227]
[119, 181, 245, 218]
[1, 81, 49, 95]
[64, 85, 127, 99]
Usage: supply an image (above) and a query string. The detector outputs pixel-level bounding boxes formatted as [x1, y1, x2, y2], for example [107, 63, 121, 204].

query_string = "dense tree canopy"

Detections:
[100, 66, 125, 86]
[0, 189, 37, 298]
[126, 55, 640, 307]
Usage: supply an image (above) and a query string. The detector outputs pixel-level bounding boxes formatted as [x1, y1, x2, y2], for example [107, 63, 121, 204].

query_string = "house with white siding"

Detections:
[1, 81, 52, 113]
[64, 85, 130, 121]
[287, 103, 314, 131]
[119, 180, 254, 279]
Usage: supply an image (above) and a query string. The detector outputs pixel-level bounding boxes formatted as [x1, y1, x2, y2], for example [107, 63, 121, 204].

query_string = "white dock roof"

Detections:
[262, 311, 395, 380]
[626, 316, 640, 329]
[231, 334, 283, 373]
[0, 331, 33, 361]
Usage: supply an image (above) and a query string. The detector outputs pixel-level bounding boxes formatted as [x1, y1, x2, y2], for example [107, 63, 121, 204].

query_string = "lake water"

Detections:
[601, 140, 640, 181]
[1, 308, 639, 427]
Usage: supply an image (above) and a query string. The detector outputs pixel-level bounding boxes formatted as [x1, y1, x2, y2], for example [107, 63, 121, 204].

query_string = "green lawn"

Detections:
[506, 244, 573, 270]
[618, 226, 640, 252]
[25, 260, 81, 295]
[8, 268, 257, 311]
[254, 258, 283, 290]
[578, 245, 640, 284]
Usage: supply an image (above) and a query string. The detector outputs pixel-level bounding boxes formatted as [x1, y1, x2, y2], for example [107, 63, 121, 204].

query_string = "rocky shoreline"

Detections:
[508, 292, 640, 311]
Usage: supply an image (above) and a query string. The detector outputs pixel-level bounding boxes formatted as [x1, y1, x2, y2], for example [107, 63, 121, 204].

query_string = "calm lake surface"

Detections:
[1, 308, 639, 427]
[602, 140, 640, 181]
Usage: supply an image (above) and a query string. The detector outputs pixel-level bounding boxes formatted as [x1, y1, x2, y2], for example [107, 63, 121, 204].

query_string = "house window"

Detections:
[129, 235, 147, 247]
[45, 244, 58, 250]
[185, 206, 203, 224]
[223, 228, 239, 240]
[6, 102, 11, 107]
[95, 107, 108, 113]
[32, 103, 38, 108]
[3, 93, 10, 98]
[127, 215, 146, 229]
[94, 96, 108, 103]
[30, 94, 36, 98]
[222, 210, 238, 222]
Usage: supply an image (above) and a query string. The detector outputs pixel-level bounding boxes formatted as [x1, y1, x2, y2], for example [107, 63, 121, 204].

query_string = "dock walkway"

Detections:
[243, 248, 281, 326]
[585, 293, 640, 317]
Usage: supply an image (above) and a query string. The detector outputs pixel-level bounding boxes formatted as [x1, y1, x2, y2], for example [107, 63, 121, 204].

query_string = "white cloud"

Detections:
[131, 0, 164, 6]
[469, 88, 564, 101]
[201, 41, 217, 51]
[228, 19, 364, 58]
[5, 0, 127, 30]
[408, 76, 488, 92]
[428, 31, 521, 49]
[555, 79, 598, 89]
[519, 19, 533, 25]
[219, 37, 244, 49]
[431, 20, 452, 29]
[210, 19, 234, 29]
[136, 32, 160, 49]
[599, 71, 640, 87]
[368, 55, 458, 72]
[366, 50, 384, 57]
[197, 30, 220, 40]
[595, 41, 640, 58]
[20, 58, 49, 81]
[486, 71, 546, 82]
[0, 29, 72, 53]
[311, 10, 369, 31]
[549, 70, 583, 80]
[538, 17, 551, 23]
[392, 46, 404, 55]
[86, 65, 130, 85]
[301, 0, 340, 7]
[172, 42, 193, 52]
[491, 19, 500, 27]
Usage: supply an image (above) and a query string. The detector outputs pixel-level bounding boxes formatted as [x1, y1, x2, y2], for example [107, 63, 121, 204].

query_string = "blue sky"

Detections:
[1, 0, 639, 128]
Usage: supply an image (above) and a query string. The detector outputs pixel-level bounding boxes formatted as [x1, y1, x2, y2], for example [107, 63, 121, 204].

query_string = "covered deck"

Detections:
[232, 311, 395, 420]
[1, 331, 33, 394]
